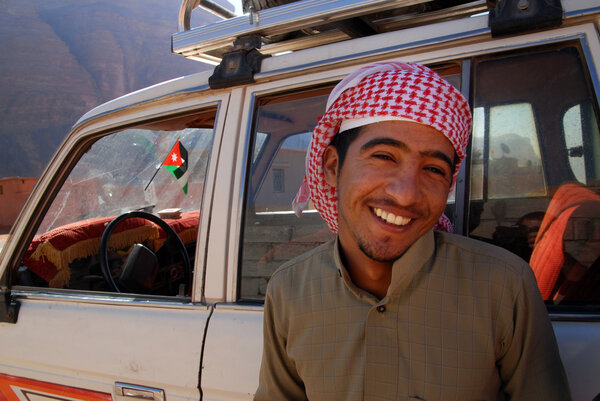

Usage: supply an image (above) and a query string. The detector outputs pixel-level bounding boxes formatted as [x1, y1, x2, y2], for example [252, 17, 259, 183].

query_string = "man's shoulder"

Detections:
[434, 230, 530, 276]
[269, 239, 338, 285]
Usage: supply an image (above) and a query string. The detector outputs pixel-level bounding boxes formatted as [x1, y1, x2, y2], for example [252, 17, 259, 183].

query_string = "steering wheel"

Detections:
[99, 211, 191, 294]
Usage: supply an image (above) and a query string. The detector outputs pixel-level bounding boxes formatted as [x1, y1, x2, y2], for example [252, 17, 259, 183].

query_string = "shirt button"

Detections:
[377, 305, 386, 313]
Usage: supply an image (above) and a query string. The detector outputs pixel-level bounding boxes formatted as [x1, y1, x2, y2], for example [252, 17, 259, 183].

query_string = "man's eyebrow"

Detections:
[359, 137, 409, 153]
[420, 150, 454, 171]
[360, 137, 454, 170]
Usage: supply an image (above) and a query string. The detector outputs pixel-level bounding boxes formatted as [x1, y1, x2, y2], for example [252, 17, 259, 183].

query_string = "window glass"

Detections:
[433, 63, 463, 225]
[272, 168, 285, 193]
[564, 105, 587, 184]
[471, 103, 546, 199]
[252, 132, 269, 164]
[239, 88, 335, 301]
[16, 110, 217, 296]
[469, 43, 600, 304]
[470, 107, 485, 200]
[255, 132, 312, 212]
[563, 103, 600, 185]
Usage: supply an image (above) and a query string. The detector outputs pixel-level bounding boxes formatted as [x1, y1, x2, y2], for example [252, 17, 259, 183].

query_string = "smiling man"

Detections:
[254, 62, 571, 401]
[324, 121, 456, 299]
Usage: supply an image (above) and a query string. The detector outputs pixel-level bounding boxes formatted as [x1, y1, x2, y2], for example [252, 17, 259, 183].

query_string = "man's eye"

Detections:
[424, 166, 446, 176]
[373, 154, 394, 161]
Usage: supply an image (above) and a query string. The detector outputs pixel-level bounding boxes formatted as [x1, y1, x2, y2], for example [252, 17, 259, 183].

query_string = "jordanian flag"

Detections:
[162, 140, 189, 195]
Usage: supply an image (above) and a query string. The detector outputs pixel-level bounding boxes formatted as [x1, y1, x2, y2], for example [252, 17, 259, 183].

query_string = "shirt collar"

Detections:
[333, 230, 436, 302]
[388, 230, 435, 296]
[333, 237, 380, 303]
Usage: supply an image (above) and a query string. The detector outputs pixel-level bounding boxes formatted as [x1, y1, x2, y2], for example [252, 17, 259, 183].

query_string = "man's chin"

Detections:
[358, 241, 406, 264]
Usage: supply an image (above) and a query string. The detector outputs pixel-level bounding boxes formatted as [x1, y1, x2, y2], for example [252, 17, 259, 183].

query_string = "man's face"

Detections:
[324, 120, 455, 263]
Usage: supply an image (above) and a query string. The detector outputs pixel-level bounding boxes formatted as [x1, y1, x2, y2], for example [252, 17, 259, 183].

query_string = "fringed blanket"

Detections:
[23, 210, 199, 288]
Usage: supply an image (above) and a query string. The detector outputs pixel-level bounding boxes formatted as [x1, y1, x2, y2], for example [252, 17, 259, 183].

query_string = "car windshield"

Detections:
[37, 127, 213, 234]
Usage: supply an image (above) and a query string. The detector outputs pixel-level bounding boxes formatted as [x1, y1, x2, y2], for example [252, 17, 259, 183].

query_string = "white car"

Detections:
[1, 0, 599, 400]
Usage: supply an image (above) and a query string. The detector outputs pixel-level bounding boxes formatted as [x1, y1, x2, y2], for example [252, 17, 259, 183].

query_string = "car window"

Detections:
[468, 43, 600, 304]
[238, 87, 335, 301]
[16, 109, 217, 297]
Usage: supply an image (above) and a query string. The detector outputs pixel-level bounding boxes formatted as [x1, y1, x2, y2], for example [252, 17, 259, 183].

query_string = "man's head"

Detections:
[293, 62, 472, 237]
[323, 120, 457, 262]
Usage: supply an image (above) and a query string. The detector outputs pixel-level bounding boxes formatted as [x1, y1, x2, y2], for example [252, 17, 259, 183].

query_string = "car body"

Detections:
[1, 0, 599, 400]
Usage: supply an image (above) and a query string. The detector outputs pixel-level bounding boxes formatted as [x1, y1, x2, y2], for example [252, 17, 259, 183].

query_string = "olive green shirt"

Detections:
[255, 230, 571, 401]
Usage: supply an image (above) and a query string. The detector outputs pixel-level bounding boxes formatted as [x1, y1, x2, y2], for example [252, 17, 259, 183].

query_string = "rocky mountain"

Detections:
[0, 0, 232, 177]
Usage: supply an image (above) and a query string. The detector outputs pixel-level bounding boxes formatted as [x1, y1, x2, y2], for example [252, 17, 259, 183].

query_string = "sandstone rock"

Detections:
[0, 0, 229, 177]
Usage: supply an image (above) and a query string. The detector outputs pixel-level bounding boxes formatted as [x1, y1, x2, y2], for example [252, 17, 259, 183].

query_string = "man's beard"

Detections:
[357, 235, 404, 263]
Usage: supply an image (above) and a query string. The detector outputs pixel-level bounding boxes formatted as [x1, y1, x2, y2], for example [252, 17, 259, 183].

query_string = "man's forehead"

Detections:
[353, 120, 454, 150]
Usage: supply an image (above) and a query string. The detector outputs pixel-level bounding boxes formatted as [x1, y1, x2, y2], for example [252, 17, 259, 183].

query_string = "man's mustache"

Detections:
[366, 196, 424, 219]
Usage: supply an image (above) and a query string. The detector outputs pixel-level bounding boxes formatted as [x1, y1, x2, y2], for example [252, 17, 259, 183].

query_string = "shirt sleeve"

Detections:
[254, 274, 307, 401]
[497, 264, 572, 401]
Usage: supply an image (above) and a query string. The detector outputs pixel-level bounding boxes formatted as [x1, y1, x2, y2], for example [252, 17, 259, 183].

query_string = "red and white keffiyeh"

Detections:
[293, 62, 472, 233]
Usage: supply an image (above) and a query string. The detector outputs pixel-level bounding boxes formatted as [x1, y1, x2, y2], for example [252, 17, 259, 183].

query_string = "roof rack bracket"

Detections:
[489, 0, 563, 37]
[208, 35, 269, 89]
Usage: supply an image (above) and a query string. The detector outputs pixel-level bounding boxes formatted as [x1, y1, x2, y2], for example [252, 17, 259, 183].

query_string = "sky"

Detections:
[231, 0, 244, 14]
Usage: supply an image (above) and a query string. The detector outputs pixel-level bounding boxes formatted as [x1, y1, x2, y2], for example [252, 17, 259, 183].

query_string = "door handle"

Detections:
[115, 382, 165, 401]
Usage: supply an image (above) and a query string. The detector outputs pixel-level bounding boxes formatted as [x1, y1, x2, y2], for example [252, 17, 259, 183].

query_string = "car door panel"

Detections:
[0, 296, 209, 401]
[200, 305, 263, 401]
[553, 321, 600, 401]
[0, 91, 231, 401]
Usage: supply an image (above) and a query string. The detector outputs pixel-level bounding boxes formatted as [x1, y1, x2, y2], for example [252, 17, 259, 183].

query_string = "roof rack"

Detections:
[172, 0, 488, 65]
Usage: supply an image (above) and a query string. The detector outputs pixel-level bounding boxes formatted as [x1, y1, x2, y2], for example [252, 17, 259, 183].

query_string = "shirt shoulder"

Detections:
[431, 232, 546, 342]
[267, 239, 339, 293]
[432, 230, 542, 305]
[434, 230, 531, 277]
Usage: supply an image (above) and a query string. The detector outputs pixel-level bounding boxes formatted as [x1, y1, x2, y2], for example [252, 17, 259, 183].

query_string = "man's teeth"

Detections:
[373, 208, 411, 226]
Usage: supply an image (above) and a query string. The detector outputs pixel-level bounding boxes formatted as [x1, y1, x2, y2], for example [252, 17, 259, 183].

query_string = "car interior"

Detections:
[15, 110, 217, 296]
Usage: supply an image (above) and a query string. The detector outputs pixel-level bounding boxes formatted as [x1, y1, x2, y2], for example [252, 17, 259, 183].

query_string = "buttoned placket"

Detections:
[332, 233, 436, 399]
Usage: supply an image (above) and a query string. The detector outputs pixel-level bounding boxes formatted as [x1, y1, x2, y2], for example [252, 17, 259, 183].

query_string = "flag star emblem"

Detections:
[161, 140, 189, 195]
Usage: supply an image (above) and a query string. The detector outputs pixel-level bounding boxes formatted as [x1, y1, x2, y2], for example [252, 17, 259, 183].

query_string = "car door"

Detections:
[0, 86, 230, 401]
[200, 16, 600, 400]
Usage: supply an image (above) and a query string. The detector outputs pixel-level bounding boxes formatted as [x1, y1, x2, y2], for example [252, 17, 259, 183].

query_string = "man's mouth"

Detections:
[372, 207, 411, 226]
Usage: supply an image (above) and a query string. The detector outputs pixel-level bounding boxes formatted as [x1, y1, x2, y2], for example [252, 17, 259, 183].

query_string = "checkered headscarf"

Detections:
[293, 62, 472, 233]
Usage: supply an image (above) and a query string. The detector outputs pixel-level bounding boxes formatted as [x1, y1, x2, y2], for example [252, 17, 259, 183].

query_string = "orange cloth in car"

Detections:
[529, 183, 600, 300]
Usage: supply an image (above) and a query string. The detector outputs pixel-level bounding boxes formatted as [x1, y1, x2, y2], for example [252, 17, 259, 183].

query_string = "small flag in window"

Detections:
[162, 140, 188, 195]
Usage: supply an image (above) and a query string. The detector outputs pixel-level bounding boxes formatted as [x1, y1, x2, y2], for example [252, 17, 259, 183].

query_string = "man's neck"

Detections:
[338, 242, 394, 299]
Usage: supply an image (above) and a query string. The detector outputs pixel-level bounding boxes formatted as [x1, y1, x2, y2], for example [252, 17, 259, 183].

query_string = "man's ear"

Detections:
[322, 145, 339, 188]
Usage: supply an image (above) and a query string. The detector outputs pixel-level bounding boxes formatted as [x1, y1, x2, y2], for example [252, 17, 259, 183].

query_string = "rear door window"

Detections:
[239, 87, 335, 301]
[468, 43, 600, 304]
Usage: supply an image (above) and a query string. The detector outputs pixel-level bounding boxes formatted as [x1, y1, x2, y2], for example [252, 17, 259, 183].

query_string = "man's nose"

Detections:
[384, 167, 422, 205]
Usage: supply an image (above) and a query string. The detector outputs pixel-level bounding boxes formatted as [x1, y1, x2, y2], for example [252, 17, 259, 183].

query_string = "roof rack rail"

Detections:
[172, 0, 488, 65]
